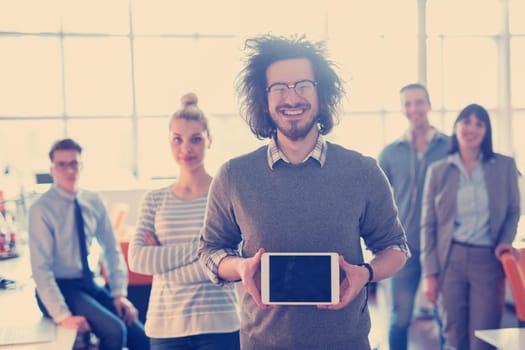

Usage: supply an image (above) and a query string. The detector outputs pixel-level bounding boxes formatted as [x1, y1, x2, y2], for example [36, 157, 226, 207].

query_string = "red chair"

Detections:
[102, 204, 152, 323]
[500, 248, 525, 327]
[118, 241, 153, 286]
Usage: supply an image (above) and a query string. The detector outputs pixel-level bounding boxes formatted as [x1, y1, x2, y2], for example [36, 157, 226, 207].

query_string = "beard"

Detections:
[276, 117, 318, 141]
[271, 102, 319, 141]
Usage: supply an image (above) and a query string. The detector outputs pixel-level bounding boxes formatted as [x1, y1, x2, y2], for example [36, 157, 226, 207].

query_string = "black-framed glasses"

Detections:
[265, 79, 317, 98]
[53, 160, 82, 171]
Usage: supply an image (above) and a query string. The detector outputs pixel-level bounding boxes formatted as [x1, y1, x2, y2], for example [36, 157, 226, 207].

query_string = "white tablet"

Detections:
[261, 252, 340, 305]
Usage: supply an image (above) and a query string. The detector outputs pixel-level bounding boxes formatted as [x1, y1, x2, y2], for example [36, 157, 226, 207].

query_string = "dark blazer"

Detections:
[420, 153, 521, 277]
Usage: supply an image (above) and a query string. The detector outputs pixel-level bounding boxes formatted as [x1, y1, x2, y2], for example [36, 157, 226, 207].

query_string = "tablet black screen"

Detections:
[268, 255, 332, 303]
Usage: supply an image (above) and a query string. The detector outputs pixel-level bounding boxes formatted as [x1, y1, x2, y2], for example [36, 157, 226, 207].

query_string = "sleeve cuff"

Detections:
[110, 288, 128, 298]
[54, 311, 72, 324]
[204, 248, 240, 285]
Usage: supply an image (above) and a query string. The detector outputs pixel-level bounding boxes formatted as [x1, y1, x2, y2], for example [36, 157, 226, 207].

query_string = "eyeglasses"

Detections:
[265, 79, 317, 98]
[52, 160, 82, 171]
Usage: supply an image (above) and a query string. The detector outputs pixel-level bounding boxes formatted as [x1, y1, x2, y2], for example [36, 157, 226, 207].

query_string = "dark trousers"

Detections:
[150, 331, 240, 350]
[127, 284, 152, 324]
[36, 279, 150, 350]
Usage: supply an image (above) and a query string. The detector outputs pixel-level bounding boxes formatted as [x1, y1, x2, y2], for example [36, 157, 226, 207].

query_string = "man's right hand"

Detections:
[59, 315, 91, 333]
[238, 248, 269, 309]
[217, 248, 274, 309]
[422, 275, 439, 305]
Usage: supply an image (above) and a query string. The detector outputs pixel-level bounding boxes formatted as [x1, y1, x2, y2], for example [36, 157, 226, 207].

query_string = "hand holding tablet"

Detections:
[260, 252, 340, 305]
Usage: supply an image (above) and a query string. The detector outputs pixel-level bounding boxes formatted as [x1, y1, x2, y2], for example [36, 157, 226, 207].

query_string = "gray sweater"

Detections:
[200, 142, 407, 349]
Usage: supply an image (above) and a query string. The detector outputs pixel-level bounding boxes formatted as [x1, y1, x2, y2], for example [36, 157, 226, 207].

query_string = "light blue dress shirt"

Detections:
[450, 153, 492, 246]
[28, 185, 128, 322]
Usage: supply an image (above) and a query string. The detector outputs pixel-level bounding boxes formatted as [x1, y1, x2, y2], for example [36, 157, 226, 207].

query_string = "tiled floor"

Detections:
[368, 282, 520, 350]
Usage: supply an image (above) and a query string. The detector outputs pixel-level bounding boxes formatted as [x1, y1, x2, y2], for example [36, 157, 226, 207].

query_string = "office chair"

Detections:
[500, 248, 525, 327]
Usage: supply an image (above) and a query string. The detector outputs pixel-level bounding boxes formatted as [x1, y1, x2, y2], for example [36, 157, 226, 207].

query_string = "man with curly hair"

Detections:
[199, 34, 409, 349]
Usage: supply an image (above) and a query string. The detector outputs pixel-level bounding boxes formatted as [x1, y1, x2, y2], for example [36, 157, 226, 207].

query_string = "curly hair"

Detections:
[236, 34, 345, 139]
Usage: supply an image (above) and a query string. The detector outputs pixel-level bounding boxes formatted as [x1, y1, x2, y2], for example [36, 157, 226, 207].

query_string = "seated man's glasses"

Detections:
[265, 79, 317, 98]
[53, 160, 82, 171]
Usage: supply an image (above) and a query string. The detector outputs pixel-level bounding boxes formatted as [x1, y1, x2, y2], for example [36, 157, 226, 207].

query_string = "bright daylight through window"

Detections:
[0, 0, 523, 198]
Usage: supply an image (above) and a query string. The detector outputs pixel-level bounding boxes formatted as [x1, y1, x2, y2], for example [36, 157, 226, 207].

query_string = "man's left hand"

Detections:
[113, 296, 139, 325]
[318, 255, 369, 310]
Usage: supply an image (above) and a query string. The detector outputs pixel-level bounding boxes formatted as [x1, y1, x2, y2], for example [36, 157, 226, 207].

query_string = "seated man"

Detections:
[28, 138, 149, 350]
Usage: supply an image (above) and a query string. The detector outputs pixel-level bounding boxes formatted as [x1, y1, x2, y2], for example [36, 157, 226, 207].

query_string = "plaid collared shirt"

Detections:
[203, 135, 328, 284]
[203, 133, 409, 285]
[266, 134, 327, 169]
[267, 133, 409, 258]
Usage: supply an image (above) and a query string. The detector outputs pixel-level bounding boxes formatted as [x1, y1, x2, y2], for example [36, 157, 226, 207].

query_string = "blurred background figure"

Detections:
[378, 83, 449, 350]
[421, 103, 521, 350]
[28, 138, 149, 350]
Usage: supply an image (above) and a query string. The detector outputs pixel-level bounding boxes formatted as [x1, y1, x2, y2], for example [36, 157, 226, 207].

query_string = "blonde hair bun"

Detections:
[181, 92, 198, 108]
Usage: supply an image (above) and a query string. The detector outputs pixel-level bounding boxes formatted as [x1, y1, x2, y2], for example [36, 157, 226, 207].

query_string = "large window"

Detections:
[0, 0, 523, 199]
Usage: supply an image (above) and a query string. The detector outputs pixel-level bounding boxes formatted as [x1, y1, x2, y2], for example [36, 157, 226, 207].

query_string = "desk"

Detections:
[0, 319, 77, 350]
[475, 328, 525, 350]
[0, 247, 76, 350]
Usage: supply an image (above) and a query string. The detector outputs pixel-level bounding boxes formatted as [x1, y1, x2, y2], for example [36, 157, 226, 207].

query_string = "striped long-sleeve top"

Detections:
[128, 187, 239, 338]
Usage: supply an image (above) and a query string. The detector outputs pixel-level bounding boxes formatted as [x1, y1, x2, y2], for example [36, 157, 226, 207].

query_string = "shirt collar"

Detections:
[447, 153, 462, 167]
[267, 134, 327, 170]
[447, 152, 483, 168]
[401, 126, 438, 144]
[52, 184, 79, 201]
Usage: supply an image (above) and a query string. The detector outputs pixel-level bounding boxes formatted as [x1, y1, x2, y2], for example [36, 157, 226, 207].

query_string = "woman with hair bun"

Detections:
[128, 93, 240, 350]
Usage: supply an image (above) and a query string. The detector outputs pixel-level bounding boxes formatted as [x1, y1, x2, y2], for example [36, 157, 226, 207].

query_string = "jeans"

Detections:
[36, 279, 150, 350]
[388, 252, 421, 350]
[150, 331, 240, 350]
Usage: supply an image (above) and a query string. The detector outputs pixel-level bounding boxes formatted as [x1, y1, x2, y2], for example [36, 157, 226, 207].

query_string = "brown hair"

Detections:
[399, 83, 431, 105]
[48, 138, 82, 161]
[236, 34, 344, 139]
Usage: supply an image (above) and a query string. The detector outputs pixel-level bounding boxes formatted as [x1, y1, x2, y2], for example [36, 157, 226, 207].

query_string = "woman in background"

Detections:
[420, 103, 521, 350]
[128, 93, 240, 350]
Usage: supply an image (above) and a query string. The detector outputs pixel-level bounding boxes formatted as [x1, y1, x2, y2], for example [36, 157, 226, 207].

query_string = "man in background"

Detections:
[378, 84, 449, 350]
[28, 138, 149, 350]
